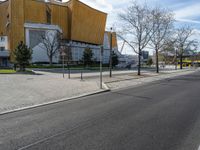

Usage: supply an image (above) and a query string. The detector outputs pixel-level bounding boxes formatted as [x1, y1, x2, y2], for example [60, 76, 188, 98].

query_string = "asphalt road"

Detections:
[1, 71, 200, 150]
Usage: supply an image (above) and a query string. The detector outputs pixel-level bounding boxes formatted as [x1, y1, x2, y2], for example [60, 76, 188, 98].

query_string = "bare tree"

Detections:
[161, 40, 177, 65]
[187, 40, 199, 66]
[175, 26, 195, 69]
[150, 7, 174, 73]
[60, 41, 72, 64]
[40, 30, 61, 66]
[118, 1, 154, 75]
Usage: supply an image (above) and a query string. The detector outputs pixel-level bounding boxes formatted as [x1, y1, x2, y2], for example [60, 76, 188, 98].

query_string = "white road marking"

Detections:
[198, 145, 200, 150]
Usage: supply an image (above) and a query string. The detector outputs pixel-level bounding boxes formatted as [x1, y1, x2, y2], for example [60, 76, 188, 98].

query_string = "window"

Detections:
[46, 11, 51, 24]
[0, 47, 5, 51]
[0, 37, 5, 42]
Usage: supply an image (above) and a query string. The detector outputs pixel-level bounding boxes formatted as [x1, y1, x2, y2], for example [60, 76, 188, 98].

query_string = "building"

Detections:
[0, 0, 118, 65]
[0, 36, 9, 67]
[141, 50, 149, 64]
[141, 51, 149, 60]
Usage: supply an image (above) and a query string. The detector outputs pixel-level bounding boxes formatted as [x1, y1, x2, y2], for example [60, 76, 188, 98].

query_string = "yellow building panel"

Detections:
[10, 0, 25, 59]
[25, 0, 47, 24]
[50, 4, 69, 39]
[106, 31, 118, 48]
[70, 0, 107, 45]
[0, 1, 9, 36]
[112, 32, 118, 48]
[2, 0, 108, 60]
[24, 0, 69, 39]
[66, 0, 73, 39]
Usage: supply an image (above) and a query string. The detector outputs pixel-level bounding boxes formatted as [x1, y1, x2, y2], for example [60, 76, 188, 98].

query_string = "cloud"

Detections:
[174, 3, 200, 20]
[176, 19, 200, 24]
[63, 0, 113, 12]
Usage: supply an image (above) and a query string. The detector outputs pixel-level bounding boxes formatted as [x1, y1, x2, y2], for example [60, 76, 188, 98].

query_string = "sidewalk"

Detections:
[0, 73, 107, 114]
[104, 69, 196, 90]
[67, 68, 197, 90]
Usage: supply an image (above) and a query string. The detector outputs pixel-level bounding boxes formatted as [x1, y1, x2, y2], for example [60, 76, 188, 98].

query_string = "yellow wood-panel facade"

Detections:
[106, 32, 118, 48]
[70, 0, 107, 45]
[24, 0, 69, 39]
[24, 0, 47, 24]
[1, 0, 108, 55]
[67, 0, 73, 39]
[0, 1, 9, 36]
[50, 3, 69, 39]
[10, 0, 25, 59]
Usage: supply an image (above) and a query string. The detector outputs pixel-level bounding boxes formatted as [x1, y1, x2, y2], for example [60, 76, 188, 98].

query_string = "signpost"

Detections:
[109, 27, 113, 78]
[61, 46, 66, 78]
[100, 46, 103, 89]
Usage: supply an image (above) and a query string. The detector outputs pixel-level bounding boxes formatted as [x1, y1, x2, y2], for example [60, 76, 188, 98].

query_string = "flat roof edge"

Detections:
[24, 23, 63, 33]
[0, 0, 8, 5]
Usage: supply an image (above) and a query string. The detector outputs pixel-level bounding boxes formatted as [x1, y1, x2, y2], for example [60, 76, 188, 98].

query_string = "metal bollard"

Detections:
[81, 70, 83, 80]
[68, 66, 70, 79]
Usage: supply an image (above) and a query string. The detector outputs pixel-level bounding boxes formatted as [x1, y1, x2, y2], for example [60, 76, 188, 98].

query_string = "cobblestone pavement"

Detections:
[0, 72, 103, 114]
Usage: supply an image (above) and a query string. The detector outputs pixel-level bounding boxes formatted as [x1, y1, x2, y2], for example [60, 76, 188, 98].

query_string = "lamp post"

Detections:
[109, 27, 113, 78]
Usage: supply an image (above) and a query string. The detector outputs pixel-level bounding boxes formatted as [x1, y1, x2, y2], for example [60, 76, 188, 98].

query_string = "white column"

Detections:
[25, 28, 30, 47]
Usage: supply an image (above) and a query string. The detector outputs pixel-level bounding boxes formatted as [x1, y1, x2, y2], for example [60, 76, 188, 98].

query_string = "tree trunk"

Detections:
[19, 65, 23, 72]
[180, 54, 183, 69]
[23, 64, 25, 71]
[175, 50, 177, 70]
[138, 50, 141, 76]
[156, 49, 159, 73]
[14, 64, 17, 71]
[19, 64, 25, 72]
[49, 57, 53, 66]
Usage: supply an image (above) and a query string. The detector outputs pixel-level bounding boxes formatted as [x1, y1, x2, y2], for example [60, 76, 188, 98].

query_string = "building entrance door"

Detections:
[2, 58, 8, 66]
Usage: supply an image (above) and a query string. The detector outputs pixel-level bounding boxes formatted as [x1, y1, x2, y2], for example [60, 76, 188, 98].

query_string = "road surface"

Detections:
[0, 71, 200, 150]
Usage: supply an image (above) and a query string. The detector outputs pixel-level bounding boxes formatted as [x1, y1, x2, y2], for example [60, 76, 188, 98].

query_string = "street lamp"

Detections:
[109, 27, 113, 78]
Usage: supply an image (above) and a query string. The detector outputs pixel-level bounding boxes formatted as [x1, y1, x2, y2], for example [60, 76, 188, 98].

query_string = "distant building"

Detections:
[0, 36, 9, 67]
[141, 51, 149, 60]
[0, 0, 118, 66]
